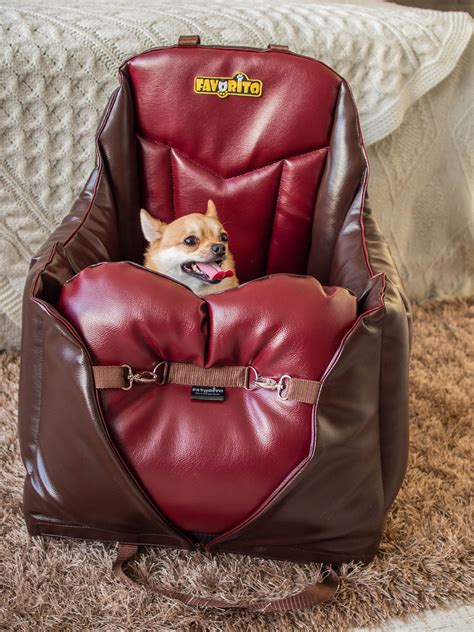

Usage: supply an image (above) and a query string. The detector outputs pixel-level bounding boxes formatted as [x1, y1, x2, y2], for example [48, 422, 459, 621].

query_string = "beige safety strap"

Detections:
[92, 363, 320, 405]
[93, 366, 127, 389]
[169, 363, 247, 388]
[285, 377, 320, 405]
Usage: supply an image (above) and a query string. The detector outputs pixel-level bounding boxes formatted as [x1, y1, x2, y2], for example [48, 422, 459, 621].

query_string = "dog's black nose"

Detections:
[211, 243, 226, 256]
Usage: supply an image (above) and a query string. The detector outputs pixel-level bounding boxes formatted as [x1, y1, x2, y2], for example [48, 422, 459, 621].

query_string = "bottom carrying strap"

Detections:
[92, 362, 321, 405]
[113, 543, 340, 612]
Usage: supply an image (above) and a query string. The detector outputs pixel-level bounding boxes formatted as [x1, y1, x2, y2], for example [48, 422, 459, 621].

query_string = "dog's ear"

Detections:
[206, 199, 219, 219]
[140, 209, 165, 243]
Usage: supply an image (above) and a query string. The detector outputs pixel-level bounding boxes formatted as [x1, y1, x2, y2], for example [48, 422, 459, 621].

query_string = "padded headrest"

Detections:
[127, 46, 341, 178]
[125, 46, 343, 283]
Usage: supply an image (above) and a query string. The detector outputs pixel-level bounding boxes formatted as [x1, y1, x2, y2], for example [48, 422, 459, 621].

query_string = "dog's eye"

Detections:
[184, 236, 198, 246]
[220, 233, 228, 243]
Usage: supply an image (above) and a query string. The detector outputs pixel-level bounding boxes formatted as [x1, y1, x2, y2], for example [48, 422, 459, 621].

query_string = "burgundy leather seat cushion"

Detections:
[58, 263, 357, 534]
[128, 48, 341, 282]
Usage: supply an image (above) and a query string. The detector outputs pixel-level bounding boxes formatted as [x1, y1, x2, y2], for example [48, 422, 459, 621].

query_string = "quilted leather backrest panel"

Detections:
[58, 263, 357, 534]
[127, 47, 341, 282]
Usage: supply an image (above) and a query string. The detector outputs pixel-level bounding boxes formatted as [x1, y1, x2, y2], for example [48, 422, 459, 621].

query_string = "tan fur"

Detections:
[140, 200, 238, 296]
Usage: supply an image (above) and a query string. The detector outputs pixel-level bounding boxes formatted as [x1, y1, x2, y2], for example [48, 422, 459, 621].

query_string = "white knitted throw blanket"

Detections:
[0, 1, 472, 348]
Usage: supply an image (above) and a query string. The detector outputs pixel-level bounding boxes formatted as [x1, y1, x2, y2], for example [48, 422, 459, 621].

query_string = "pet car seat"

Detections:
[18, 36, 411, 610]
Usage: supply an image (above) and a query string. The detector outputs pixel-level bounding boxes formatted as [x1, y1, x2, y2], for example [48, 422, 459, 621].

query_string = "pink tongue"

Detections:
[195, 262, 234, 280]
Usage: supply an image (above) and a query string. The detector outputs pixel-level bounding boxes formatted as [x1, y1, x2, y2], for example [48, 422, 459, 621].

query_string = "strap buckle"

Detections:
[254, 376, 279, 390]
[246, 366, 292, 400]
[121, 361, 168, 390]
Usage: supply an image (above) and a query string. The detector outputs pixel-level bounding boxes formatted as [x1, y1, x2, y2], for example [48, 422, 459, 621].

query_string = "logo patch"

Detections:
[191, 386, 226, 401]
[194, 72, 263, 99]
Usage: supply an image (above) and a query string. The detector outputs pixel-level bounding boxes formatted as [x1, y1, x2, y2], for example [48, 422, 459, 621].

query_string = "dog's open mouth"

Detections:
[181, 260, 234, 284]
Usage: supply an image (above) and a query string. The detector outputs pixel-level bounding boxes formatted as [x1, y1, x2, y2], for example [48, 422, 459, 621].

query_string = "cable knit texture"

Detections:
[0, 0, 472, 348]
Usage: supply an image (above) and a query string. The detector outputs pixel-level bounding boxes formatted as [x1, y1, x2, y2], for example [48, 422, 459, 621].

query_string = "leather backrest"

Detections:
[126, 46, 343, 282]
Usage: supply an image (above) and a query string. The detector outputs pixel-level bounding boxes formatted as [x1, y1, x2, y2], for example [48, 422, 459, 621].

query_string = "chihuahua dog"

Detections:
[140, 200, 238, 296]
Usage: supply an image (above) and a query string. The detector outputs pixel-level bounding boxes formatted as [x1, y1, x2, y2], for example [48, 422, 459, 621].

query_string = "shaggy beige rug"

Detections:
[1, 298, 472, 631]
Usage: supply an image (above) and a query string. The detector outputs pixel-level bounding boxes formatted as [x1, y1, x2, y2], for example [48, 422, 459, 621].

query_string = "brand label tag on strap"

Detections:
[191, 386, 226, 402]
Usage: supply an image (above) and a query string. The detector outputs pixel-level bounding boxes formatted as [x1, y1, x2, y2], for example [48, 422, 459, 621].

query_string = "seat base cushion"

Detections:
[58, 263, 357, 534]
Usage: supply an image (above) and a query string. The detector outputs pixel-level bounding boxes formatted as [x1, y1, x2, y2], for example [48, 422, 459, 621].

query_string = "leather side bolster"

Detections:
[100, 66, 142, 264]
[19, 161, 119, 473]
[327, 182, 410, 512]
[19, 296, 190, 547]
[362, 199, 411, 511]
[307, 80, 367, 285]
[18, 80, 151, 534]
[19, 85, 123, 463]
[210, 301, 386, 564]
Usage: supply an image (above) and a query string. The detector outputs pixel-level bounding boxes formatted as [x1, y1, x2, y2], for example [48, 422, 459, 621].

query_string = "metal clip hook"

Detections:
[121, 361, 168, 390]
[254, 376, 279, 390]
[133, 370, 157, 384]
[245, 366, 293, 399]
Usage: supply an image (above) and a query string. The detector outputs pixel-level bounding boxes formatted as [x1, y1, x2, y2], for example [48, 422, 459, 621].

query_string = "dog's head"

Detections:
[140, 199, 235, 293]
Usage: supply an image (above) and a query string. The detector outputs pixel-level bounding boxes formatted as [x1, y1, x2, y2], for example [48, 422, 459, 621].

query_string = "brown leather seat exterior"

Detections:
[18, 42, 411, 565]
